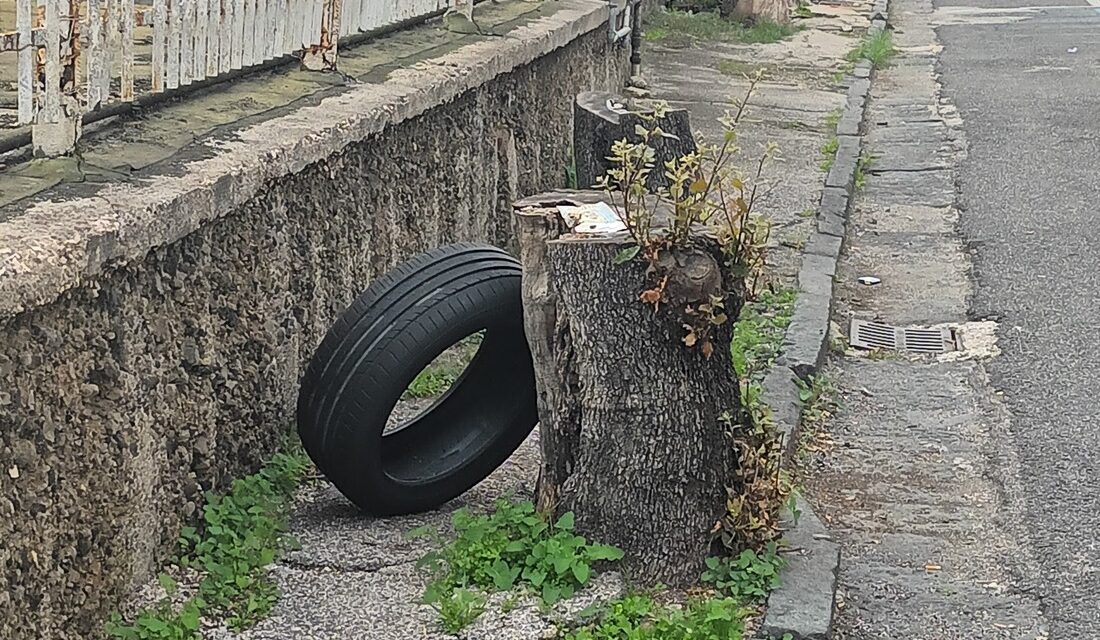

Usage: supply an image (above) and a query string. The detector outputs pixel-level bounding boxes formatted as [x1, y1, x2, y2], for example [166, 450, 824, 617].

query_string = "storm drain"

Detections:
[849, 319, 958, 354]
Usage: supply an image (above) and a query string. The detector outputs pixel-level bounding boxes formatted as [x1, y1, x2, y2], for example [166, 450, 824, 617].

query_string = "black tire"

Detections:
[296, 243, 539, 516]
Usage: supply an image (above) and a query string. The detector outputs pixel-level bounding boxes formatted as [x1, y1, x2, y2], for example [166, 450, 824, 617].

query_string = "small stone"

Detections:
[7, 465, 19, 479]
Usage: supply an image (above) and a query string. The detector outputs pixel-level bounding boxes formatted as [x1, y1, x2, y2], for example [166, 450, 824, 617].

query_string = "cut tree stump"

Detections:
[721, 0, 793, 24]
[573, 92, 697, 193]
[514, 190, 743, 587]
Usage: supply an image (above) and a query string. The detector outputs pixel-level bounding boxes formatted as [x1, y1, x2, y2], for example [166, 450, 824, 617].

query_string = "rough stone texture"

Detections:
[760, 365, 803, 461]
[824, 135, 861, 191]
[804, 232, 843, 259]
[0, 8, 628, 638]
[760, 497, 840, 640]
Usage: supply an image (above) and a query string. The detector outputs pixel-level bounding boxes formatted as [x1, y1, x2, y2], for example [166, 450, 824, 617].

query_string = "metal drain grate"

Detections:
[849, 319, 958, 354]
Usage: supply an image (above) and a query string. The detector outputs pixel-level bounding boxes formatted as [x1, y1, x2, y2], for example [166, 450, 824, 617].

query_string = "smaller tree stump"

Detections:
[573, 92, 697, 193]
[514, 191, 744, 587]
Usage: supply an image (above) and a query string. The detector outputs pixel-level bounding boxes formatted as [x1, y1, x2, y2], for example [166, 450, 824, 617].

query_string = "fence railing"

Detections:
[0, 0, 468, 154]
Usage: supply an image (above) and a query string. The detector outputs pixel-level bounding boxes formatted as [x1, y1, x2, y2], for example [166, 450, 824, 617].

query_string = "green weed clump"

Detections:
[106, 450, 311, 639]
[414, 500, 624, 631]
[847, 30, 896, 68]
[645, 10, 800, 47]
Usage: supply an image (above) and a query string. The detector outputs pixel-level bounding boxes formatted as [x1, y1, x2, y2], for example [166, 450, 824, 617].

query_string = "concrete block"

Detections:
[825, 135, 860, 191]
[804, 232, 842, 259]
[819, 186, 850, 220]
[817, 211, 846, 238]
[836, 113, 861, 136]
[761, 498, 841, 640]
[761, 366, 803, 461]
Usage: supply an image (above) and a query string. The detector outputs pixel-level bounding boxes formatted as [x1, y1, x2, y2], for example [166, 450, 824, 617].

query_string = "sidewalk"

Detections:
[160, 4, 875, 637]
[800, 0, 1049, 636]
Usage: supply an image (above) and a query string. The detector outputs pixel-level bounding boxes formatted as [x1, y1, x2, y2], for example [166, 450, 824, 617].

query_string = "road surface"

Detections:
[939, 0, 1100, 636]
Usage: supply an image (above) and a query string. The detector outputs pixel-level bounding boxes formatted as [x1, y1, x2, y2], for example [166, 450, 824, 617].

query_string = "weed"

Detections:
[404, 365, 466, 399]
[730, 287, 797, 384]
[795, 0, 813, 18]
[717, 58, 757, 77]
[796, 374, 839, 461]
[740, 19, 802, 44]
[403, 334, 482, 399]
[105, 596, 202, 640]
[701, 541, 785, 602]
[798, 208, 815, 219]
[438, 588, 487, 634]
[831, 61, 854, 84]
[566, 151, 579, 189]
[107, 449, 310, 638]
[819, 136, 839, 173]
[644, 10, 800, 46]
[564, 593, 749, 640]
[823, 108, 842, 132]
[415, 500, 623, 631]
[847, 30, 896, 68]
[854, 152, 875, 191]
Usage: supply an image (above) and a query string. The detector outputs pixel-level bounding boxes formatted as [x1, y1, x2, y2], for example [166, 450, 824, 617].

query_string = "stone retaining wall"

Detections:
[0, 4, 629, 636]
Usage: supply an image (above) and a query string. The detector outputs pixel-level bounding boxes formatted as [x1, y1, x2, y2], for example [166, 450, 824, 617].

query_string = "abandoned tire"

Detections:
[296, 243, 538, 516]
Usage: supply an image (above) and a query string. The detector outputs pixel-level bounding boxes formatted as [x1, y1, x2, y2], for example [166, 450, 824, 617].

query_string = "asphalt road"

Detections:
[938, 2, 1100, 636]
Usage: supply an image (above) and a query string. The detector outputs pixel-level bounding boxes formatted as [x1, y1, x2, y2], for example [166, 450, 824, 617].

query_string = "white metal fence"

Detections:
[0, 0, 467, 152]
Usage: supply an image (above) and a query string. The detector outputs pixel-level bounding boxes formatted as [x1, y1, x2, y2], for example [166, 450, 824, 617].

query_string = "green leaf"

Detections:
[542, 583, 562, 605]
[179, 604, 200, 631]
[555, 512, 576, 531]
[586, 544, 624, 562]
[612, 245, 640, 265]
[572, 561, 591, 585]
[157, 573, 178, 596]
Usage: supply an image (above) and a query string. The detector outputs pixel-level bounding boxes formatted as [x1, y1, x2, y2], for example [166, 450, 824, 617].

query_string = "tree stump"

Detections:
[721, 0, 792, 24]
[514, 191, 743, 587]
[573, 92, 697, 193]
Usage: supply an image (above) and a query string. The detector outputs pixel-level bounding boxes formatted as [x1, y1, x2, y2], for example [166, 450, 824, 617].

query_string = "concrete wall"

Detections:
[0, 5, 629, 636]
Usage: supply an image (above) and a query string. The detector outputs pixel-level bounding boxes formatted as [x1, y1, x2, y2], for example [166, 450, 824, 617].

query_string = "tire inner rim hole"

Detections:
[383, 329, 486, 436]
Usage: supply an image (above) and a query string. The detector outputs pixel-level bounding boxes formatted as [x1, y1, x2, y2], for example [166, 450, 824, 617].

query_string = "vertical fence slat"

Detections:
[310, 0, 322, 46]
[167, 0, 180, 88]
[16, 0, 33, 123]
[298, 0, 312, 48]
[180, 0, 192, 84]
[241, 0, 253, 65]
[43, 0, 60, 123]
[206, 0, 219, 76]
[265, 0, 276, 59]
[218, 0, 230, 73]
[151, 0, 166, 92]
[193, 0, 206, 80]
[271, 0, 284, 56]
[341, 0, 353, 35]
[252, 0, 264, 61]
[104, 0, 118, 99]
[230, 0, 243, 68]
[360, 0, 376, 32]
[121, 0, 134, 100]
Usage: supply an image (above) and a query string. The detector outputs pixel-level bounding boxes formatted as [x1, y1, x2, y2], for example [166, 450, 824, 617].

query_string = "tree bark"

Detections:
[573, 92, 697, 193]
[721, 0, 792, 24]
[514, 192, 743, 587]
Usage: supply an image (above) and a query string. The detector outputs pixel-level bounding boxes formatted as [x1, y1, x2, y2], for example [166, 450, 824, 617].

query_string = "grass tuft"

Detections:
[645, 10, 801, 47]
[847, 30, 896, 68]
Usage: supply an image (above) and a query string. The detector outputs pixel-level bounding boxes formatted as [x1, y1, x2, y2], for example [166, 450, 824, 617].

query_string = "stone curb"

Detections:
[757, 2, 890, 637]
